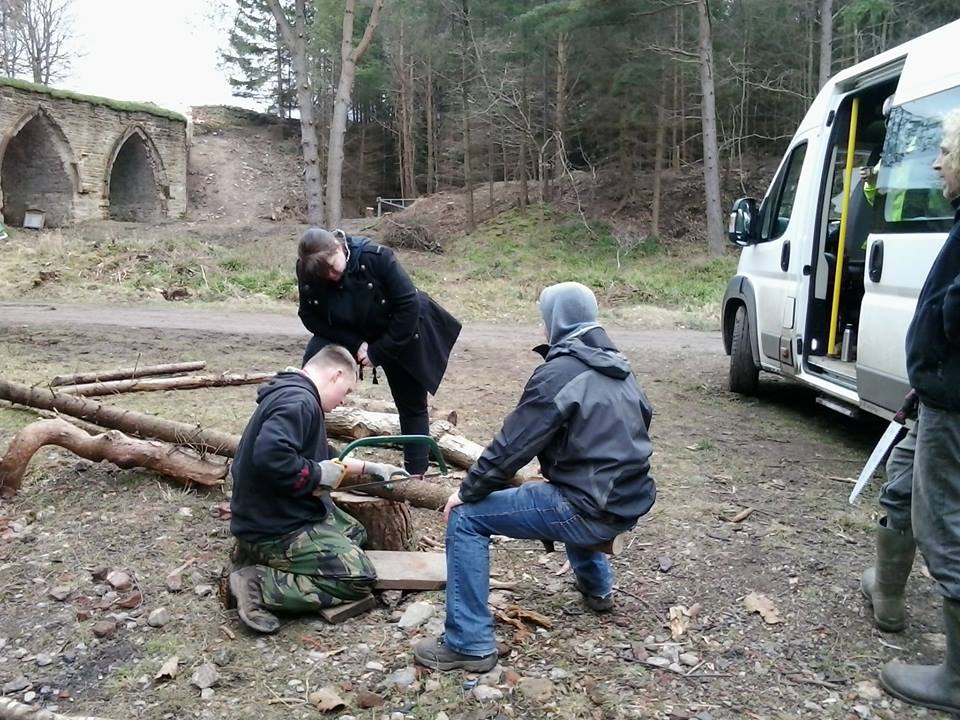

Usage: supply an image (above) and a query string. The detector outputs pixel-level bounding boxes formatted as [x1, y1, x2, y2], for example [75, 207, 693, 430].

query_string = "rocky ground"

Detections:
[0, 305, 951, 720]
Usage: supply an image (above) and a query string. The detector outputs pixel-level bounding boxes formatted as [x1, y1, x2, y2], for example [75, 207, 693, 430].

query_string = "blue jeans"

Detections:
[444, 481, 623, 656]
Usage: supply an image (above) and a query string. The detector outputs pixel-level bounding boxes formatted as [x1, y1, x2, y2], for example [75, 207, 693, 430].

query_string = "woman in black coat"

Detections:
[296, 228, 462, 475]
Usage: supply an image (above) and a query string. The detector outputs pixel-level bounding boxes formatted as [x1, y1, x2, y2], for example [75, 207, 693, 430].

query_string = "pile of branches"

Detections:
[381, 215, 444, 253]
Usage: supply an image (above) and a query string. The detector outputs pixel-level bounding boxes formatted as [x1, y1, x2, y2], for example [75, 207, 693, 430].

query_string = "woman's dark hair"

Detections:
[298, 227, 343, 282]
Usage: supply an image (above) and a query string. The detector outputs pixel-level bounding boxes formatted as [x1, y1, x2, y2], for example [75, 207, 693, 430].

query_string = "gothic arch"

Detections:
[0, 106, 79, 227]
[104, 125, 169, 222]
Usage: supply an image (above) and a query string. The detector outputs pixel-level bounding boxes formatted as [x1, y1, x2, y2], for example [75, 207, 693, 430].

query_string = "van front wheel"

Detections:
[729, 305, 759, 395]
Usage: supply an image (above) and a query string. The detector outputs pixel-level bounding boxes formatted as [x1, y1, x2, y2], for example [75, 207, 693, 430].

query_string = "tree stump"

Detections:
[331, 491, 414, 551]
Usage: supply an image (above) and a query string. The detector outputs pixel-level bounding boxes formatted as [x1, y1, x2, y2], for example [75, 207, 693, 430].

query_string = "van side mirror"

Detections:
[728, 197, 759, 246]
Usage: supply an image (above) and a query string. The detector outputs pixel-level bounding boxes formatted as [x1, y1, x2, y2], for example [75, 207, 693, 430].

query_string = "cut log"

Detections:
[338, 473, 453, 510]
[0, 696, 116, 720]
[57, 372, 274, 397]
[0, 419, 227, 497]
[0, 380, 241, 456]
[50, 361, 207, 387]
[331, 491, 414, 551]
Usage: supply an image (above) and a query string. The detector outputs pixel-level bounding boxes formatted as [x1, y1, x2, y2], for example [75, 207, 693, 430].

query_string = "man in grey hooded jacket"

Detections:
[414, 282, 656, 672]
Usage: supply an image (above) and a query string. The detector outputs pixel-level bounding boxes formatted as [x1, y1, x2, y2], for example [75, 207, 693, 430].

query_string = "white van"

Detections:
[722, 19, 960, 419]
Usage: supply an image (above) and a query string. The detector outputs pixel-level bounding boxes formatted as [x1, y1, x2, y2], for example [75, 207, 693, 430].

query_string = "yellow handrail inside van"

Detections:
[828, 97, 860, 356]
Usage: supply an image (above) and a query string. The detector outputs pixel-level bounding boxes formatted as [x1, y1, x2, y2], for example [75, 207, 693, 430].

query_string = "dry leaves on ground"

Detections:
[744, 591, 784, 624]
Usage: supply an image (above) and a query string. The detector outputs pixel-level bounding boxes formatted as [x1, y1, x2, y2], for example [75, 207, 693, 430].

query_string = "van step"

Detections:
[816, 395, 860, 418]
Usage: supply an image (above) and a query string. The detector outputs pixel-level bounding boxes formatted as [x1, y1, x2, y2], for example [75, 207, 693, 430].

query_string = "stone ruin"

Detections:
[0, 78, 188, 228]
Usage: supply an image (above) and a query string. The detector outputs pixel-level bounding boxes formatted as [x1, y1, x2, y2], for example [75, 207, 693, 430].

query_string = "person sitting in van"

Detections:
[879, 108, 960, 714]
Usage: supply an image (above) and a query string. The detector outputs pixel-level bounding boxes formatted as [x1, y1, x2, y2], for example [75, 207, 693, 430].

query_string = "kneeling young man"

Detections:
[415, 282, 656, 671]
[228, 344, 405, 633]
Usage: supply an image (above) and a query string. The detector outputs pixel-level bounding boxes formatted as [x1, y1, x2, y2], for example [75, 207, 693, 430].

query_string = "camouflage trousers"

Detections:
[232, 506, 377, 613]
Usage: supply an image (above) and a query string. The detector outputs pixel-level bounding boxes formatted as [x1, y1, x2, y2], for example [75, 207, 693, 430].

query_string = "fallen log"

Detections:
[57, 372, 275, 397]
[0, 379, 534, 480]
[0, 379, 241, 456]
[50, 361, 207, 387]
[0, 419, 227, 497]
[0, 697, 115, 720]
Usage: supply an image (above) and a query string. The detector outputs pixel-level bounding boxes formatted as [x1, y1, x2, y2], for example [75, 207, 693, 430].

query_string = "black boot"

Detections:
[880, 597, 960, 714]
[861, 517, 915, 632]
[229, 566, 280, 634]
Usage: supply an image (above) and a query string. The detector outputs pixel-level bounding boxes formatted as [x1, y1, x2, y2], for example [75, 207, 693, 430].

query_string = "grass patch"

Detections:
[413, 207, 735, 324]
[0, 208, 734, 327]
[0, 225, 298, 306]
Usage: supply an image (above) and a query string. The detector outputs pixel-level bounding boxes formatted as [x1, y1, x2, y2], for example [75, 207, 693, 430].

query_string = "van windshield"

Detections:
[876, 86, 960, 233]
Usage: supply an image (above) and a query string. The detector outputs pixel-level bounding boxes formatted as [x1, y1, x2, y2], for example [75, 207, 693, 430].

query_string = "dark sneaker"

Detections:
[575, 580, 615, 613]
[414, 635, 497, 672]
[229, 566, 280, 634]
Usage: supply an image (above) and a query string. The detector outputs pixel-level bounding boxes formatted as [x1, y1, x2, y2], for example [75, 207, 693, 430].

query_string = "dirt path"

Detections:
[0, 305, 946, 720]
[0, 301, 723, 353]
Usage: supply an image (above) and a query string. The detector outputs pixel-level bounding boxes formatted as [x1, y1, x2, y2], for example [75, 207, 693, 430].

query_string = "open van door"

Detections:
[743, 138, 812, 373]
[856, 26, 960, 415]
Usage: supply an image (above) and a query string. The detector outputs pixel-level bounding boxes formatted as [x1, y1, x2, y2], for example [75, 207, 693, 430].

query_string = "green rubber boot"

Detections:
[880, 597, 960, 714]
[861, 518, 916, 632]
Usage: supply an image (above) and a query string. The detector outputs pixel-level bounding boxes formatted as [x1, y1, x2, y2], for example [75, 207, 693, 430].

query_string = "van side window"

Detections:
[760, 143, 808, 241]
[876, 85, 960, 234]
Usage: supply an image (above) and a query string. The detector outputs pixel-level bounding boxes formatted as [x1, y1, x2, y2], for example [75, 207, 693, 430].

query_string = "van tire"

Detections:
[729, 305, 759, 395]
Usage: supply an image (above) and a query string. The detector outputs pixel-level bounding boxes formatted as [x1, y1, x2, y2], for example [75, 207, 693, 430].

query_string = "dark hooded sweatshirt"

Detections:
[906, 201, 960, 410]
[458, 326, 656, 530]
[230, 371, 332, 543]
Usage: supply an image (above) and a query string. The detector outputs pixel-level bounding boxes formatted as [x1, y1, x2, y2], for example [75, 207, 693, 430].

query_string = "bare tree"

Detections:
[818, 0, 833, 89]
[326, 0, 384, 228]
[8, 0, 73, 84]
[0, 0, 25, 77]
[265, 0, 325, 225]
[696, 0, 724, 257]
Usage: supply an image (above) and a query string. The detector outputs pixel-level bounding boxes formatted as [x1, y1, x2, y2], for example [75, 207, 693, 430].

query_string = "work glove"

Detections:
[363, 461, 409, 486]
[311, 459, 347, 495]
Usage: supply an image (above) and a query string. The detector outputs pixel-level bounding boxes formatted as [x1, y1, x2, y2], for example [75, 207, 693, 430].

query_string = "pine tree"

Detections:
[221, 0, 295, 117]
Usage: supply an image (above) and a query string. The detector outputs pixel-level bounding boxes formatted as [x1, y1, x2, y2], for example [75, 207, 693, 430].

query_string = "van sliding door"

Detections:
[856, 84, 960, 413]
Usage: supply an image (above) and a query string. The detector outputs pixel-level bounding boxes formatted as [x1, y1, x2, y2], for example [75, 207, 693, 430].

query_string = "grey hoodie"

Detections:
[460, 284, 655, 528]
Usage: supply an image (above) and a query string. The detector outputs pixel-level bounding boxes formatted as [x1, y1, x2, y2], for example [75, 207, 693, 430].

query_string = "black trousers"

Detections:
[304, 336, 430, 474]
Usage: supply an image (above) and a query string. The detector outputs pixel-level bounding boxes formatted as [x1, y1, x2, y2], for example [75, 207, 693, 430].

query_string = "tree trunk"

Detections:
[460, 0, 475, 232]
[0, 379, 242, 457]
[652, 81, 667, 238]
[554, 31, 568, 188]
[519, 67, 529, 210]
[51, 361, 207, 387]
[425, 57, 436, 194]
[488, 136, 495, 214]
[332, 491, 414, 550]
[397, 23, 417, 200]
[672, 6, 681, 170]
[326, 0, 385, 228]
[696, 0, 725, 257]
[57, 372, 274, 398]
[818, 0, 833, 89]
[0, 419, 227, 497]
[266, 0, 325, 225]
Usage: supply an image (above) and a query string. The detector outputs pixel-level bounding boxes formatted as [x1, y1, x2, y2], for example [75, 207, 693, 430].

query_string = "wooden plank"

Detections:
[365, 551, 516, 590]
[320, 594, 378, 624]
[367, 551, 447, 590]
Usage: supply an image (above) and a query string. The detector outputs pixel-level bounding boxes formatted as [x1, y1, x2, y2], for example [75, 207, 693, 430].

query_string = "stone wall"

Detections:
[0, 80, 188, 227]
